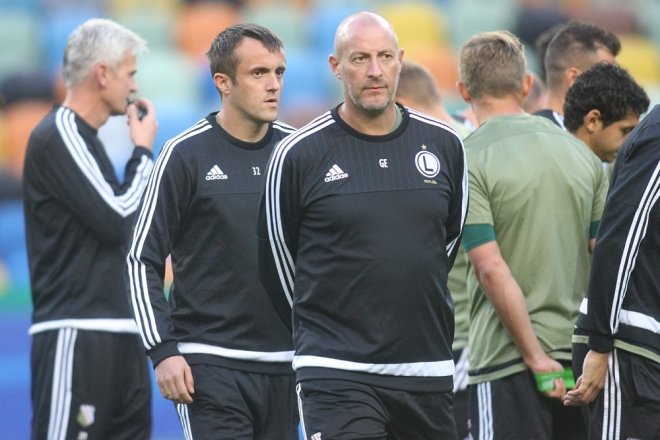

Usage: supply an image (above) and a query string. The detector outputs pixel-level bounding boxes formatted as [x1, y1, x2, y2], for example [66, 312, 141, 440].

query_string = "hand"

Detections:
[155, 355, 195, 404]
[527, 354, 567, 401]
[564, 350, 609, 406]
[127, 97, 158, 151]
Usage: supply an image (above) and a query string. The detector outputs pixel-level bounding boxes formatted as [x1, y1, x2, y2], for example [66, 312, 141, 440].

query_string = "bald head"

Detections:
[334, 11, 398, 60]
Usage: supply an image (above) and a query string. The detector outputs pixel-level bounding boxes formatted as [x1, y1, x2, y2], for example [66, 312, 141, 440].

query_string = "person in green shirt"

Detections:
[396, 60, 472, 440]
[457, 30, 608, 440]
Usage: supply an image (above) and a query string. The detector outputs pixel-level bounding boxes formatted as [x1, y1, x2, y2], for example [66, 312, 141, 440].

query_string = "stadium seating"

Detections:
[0, 0, 39, 11]
[107, 0, 179, 17]
[174, 1, 241, 62]
[134, 48, 201, 107]
[378, 1, 449, 48]
[0, 9, 41, 79]
[242, 3, 308, 49]
[0, 200, 28, 289]
[0, 100, 52, 179]
[307, 2, 376, 55]
[151, 102, 206, 159]
[40, 7, 101, 73]
[404, 43, 461, 98]
[447, 0, 518, 49]
[115, 8, 177, 50]
[616, 34, 660, 85]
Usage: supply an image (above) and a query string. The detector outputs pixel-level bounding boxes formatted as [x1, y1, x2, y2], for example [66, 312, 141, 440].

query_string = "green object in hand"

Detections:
[534, 369, 576, 392]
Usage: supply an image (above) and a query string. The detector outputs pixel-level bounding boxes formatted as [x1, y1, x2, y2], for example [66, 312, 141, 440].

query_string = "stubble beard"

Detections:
[346, 76, 399, 117]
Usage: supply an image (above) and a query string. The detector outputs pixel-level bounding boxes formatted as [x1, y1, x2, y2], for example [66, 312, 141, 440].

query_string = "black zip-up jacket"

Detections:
[577, 104, 660, 360]
[257, 105, 468, 392]
[126, 114, 296, 373]
[24, 106, 153, 335]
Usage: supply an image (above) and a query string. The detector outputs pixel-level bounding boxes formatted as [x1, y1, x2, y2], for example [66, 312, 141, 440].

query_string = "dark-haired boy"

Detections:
[125, 24, 298, 438]
[564, 62, 649, 168]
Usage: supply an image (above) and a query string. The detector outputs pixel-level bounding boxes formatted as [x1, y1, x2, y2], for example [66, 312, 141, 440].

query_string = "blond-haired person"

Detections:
[458, 31, 607, 440]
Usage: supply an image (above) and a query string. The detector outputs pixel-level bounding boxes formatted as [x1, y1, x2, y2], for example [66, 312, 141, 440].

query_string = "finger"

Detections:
[157, 383, 168, 399]
[572, 375, 583, 391]
[545, 378, 566, 400]
[173, 372, 193, 404]
[127, 101, 137, 116]
[159, 372, 183, 400]
[555, 378, 566, 399]
[185, 366, 195, 395]
[563, 394, 585, 406]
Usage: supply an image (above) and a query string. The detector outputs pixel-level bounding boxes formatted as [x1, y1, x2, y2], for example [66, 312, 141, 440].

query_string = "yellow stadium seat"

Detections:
[377, 2, 449, 49]
[107, 0, 179, 17]
[616, 34, 660, 85]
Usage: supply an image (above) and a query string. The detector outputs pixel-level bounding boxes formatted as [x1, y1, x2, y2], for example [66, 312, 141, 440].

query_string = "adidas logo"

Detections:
[324, 164, 348, 182]
[206, 165, 227, 180]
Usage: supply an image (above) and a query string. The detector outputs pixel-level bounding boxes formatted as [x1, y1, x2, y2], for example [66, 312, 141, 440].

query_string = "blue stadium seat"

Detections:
[307, 2, 376, 55]
[136, 48, 201, 107]
[40, 8, 101, 74]
[152, 102, 207, 159]
[0, 0, 39, 12]
[242, 4, 309, 50]
[447, 0, 519, 49]
[0, 9, 41, 79]
[278, 48, 337, 127]
[115, 9, 176, 50]
[0, 200, 29, 289]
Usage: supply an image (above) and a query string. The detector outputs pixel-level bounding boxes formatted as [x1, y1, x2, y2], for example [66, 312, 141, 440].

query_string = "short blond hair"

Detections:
[459, 31, 526, 100]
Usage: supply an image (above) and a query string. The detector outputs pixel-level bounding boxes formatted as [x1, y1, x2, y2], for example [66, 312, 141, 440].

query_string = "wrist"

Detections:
[588, 333, 614, 353]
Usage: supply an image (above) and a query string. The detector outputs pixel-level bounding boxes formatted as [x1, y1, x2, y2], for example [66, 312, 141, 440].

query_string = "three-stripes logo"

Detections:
[324, 164, 348, 182]
[206, 165, 227, 180]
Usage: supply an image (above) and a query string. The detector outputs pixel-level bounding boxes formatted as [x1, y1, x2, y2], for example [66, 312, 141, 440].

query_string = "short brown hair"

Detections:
[396, 61, 441, 108]
[459, 31, 526, 100]
[545, 21, 620, 91]
[206, 23, 283, 83]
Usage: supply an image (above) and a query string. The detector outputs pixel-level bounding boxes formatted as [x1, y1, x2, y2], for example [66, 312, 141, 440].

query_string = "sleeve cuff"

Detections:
[590, 221, 600, 239]
[462, 224, 496, 251]
[147, 340, 181, 368]
[133, 146, 154, 159]
[588, 333, 614, 353]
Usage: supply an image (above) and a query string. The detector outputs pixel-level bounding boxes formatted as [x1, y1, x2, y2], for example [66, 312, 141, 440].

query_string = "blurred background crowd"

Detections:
[1, 0, 659, 437]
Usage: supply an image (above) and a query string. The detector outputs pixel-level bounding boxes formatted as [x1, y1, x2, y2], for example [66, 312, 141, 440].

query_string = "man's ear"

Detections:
[521, 73, 533, 99]
[583, 109, 602, 133]
[214, 72, 232, 97]
[565, 67, 581, 88]
[329, 54, 341, 80]
[457, 81, 472, 104]
[95, 64, 109, 88]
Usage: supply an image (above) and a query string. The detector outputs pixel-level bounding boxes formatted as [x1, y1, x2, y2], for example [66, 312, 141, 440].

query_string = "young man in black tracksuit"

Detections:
[258, 12, 467, 440]
[125, 24, 298, 439]
[23, 19, 158, 440]
[566, 104, 660, 439]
